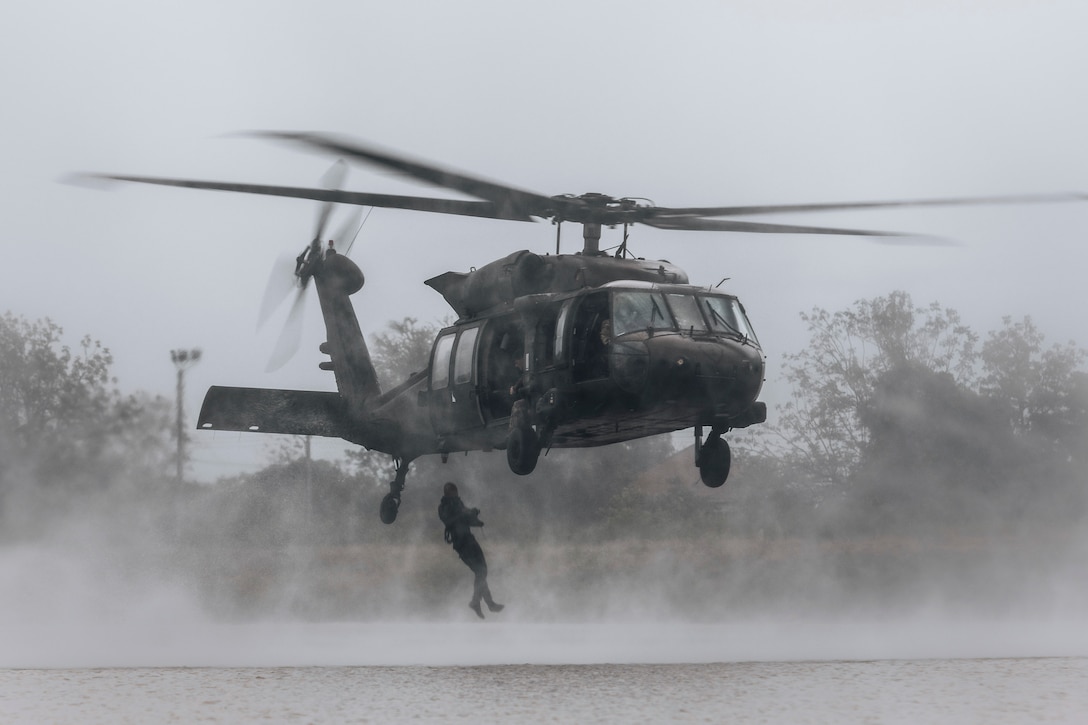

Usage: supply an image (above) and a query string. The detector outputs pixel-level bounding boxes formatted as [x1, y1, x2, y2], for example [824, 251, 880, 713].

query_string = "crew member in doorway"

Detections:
[438, 482, 504, 619]
[509, 356, 531, 430]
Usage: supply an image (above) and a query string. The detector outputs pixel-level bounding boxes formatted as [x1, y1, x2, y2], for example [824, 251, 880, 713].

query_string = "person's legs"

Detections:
[472, 565, 489, 608]
[470, 563, 503, 612]
[460, 537, 503, 614]
[460, 539, 488, 617]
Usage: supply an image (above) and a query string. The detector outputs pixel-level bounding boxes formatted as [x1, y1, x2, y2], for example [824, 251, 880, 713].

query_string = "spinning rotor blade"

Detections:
[256, 132, 1088, 235]
[257, 252, 300, 328]
[641, 215, 940, 241]
[266, 288, 306, 372]
[252, 131, 563, 220]
[652, 192, 1088, 219]
[82, 133, 1088, 243]
[333, 207, 367, 257]
[313, 159, 348, 241]
[83, 173, 533, 221]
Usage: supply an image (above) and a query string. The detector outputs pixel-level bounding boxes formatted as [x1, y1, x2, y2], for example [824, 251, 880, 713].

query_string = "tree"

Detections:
[859, 362, 1015, 490]
[757, 294, 1087, 531]
[980, 315, 1087, 443]
[768, 292, 978, 483]
[370, 317, 442, 388]
[0, 312, 173, 495]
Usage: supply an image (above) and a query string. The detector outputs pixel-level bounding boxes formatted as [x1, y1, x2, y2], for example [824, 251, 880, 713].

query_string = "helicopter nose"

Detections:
[643, 336, 764, 413]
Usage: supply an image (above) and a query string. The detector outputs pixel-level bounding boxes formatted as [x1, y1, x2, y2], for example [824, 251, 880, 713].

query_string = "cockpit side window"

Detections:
[612, 291, 673, 337]
[666, 294, 707, 334]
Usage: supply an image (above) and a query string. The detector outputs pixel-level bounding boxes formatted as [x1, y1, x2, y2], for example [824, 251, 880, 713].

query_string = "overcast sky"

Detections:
[3, 0, 1087, 479]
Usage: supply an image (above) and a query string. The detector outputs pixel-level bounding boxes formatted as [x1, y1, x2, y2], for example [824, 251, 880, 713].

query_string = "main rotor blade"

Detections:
[84, 174, 534, 221]
[252, 131, 560, 220]
[654, 192, 1088, 219]
[641, 215, 951, 243]
[313, 159, 348, 241]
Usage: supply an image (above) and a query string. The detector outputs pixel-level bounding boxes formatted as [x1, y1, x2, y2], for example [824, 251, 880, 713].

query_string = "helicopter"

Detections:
[86, 132, 1088, 524]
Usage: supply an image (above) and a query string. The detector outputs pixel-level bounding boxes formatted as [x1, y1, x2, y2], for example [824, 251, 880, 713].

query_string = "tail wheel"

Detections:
[699, 436, 731, 488]
[506, 426, 541, 476]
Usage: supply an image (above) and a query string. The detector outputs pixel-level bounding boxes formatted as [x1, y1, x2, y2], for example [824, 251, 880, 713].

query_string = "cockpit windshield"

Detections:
[700, 295, 760, 346]
[666, 294, 707, 333]
[612, 291, 672, 336]
[608, 289, 759, 347]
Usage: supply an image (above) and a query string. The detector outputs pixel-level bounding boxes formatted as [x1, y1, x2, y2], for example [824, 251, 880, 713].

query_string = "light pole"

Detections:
[170, 348, 202, 481]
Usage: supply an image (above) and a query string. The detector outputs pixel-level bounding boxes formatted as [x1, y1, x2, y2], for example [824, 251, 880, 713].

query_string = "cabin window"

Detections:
[453, 326, 479, 385]
[612, 291, 673, 337]
[701, 295, 760, 346]
[666, 294, 707, 333]
[431, 332, 456, 389]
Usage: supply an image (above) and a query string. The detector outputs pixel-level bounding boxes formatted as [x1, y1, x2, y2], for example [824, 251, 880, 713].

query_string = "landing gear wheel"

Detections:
[699, 436, 731, 488]
[379, 458, 410, 525]
[379, 492, 400, 524]
[506, 426, 541, 476]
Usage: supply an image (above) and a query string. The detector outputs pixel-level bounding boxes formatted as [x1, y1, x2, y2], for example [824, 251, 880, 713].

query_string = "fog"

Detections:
[3, 1, 1088, 672]
[1, 427, 1086, 669]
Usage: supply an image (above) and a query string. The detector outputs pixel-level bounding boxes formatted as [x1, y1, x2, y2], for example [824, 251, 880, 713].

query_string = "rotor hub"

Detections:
[548, 193, 652, 226]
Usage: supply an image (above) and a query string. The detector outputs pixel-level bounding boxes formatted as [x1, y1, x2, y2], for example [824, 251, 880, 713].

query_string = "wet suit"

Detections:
[438, 489, 503, 618]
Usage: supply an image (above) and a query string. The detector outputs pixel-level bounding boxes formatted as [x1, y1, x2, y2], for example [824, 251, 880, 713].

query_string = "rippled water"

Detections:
[2, 621, 1086, 722]
[2, 658, 1085, 723]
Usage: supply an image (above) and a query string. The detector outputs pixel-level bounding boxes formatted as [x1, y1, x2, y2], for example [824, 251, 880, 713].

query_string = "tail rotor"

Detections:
[258, 159, 359, 372]
[266, 286, 307, 372]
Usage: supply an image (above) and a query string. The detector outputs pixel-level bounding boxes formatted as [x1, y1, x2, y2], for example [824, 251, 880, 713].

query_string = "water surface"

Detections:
[2, 658, 1085, 723]
[2, 621, 1086, 722]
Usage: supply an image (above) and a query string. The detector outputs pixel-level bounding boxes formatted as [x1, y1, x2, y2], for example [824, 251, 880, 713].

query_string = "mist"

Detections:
[2, 398, 1086, 670]
[2, 288, 1086, 672]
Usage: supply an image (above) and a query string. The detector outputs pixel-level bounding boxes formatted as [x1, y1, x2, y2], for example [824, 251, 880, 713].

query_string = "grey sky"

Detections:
[3, 0, 1086, 478]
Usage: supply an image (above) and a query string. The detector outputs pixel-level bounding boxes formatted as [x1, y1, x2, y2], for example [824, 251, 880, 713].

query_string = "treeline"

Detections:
[742, 291, 1088, 536]
[2, 295, 1086, 550]
[0, 313, 175, 540]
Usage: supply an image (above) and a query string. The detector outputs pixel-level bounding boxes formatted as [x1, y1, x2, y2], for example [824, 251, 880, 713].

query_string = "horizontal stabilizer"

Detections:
[197, 385, 353, 438]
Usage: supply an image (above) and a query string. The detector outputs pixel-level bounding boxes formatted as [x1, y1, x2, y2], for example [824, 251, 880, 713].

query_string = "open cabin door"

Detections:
[570, 291, 611, 382]
[477, 314, 528, 426]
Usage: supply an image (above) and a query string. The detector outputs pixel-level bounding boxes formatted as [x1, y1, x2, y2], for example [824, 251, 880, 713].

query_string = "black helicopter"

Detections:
[87, 132, 1086, 523]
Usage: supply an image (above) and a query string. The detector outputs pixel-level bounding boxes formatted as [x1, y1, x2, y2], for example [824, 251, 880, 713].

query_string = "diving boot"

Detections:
[469, 600, 484, 619]
[486, 600, 504, 613]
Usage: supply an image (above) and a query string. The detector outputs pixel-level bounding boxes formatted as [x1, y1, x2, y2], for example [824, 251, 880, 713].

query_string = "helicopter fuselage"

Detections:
[407, 279, 766, 454]
[198, 250, 767, 474]
[341, 246, 769, 466]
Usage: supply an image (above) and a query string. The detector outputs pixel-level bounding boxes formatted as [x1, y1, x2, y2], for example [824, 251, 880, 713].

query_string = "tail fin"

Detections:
[313, 250, 381, 409]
